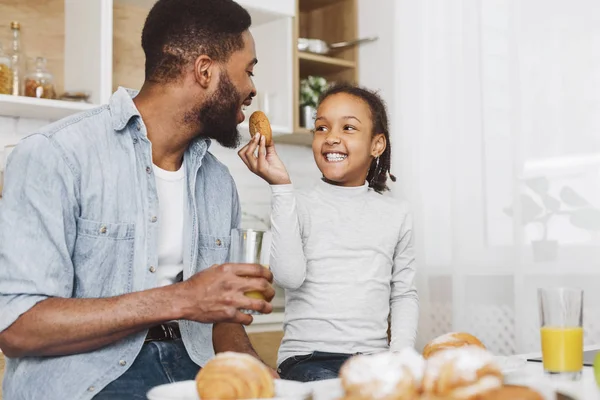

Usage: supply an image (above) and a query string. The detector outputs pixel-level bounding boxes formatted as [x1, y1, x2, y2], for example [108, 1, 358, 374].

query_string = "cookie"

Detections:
[249, 111, 273, 146]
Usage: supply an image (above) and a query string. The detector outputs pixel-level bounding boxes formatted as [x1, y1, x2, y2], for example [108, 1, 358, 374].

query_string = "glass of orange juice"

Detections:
[538, 287, 584, 380]
[229, 228, 272, 315]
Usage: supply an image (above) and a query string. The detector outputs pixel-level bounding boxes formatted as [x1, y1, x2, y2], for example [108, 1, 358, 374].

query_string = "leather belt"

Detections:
[145, 322, 181, 343]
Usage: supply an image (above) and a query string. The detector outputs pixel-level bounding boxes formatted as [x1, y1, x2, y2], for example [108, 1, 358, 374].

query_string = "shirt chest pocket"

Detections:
[195, 234, 231, 272]
[72, 218, 136, 298]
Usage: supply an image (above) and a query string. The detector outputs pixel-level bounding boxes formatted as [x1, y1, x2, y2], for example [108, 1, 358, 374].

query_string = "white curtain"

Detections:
[390, 0, 600, 355]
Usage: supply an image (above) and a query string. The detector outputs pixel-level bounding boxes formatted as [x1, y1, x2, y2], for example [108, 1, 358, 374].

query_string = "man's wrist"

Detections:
[163, 282, 188, 321]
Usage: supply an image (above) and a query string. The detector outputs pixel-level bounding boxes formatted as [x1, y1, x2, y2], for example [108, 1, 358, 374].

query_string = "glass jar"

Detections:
[0, 43, 13, 95]
[24, 57, 56, 99]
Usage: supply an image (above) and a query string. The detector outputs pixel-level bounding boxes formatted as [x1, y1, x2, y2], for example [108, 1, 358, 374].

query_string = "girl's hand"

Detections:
[238, 133, 292, 185]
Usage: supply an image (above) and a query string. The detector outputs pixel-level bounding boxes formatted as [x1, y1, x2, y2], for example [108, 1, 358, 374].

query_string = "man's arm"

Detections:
[212, 322, 261, 359]
[212, 322, 279, 378]
[0, 287, 180, 357]
[0, 264, 275, 358]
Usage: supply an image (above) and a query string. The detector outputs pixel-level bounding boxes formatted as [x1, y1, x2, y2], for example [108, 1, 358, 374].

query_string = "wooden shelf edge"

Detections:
[299, 0, 347, 13]
[298, 52, 356, 68]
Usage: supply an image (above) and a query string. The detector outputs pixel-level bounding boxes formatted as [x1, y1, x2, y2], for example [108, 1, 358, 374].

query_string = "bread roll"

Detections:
[421, 346, 502, 400]
[339, 348, 425, 400]
[422, 332, 486, 359]
[195, 352, 274, 399]
[249, 111, 273, 146]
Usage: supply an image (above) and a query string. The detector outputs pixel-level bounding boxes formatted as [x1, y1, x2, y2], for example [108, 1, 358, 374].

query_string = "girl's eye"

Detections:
[344, 125, 356, 131]
[315, 126, 328, 132]
[247, 71, 254, 77]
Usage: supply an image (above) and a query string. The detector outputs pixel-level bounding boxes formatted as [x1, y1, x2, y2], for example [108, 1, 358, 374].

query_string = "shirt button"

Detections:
[88, 386, 95, 392]
[216, 239, 222, 246]
[99, 226, 107, 234]
[136, 123, 141, 131]
[133, 138, 138, 144]
[119, 360, 127, 366]
[146, 166, 151, 174]
[151, 216, 157, 223]
[149, 266, 156, 273]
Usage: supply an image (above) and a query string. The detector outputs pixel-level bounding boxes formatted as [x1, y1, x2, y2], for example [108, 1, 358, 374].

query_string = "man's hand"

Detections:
[238, 133, 292, 185]
[177, 263, 275, 325]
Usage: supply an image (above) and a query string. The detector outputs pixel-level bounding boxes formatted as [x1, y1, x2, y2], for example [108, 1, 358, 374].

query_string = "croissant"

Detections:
[422, 332, 486, 359]
[421, 346, 502, 400]
[195, 352, 275, 400]
[339, 348, 425, 400]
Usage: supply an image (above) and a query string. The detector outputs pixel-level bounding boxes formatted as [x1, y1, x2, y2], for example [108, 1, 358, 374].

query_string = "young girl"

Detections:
[238, 83, 419, 382]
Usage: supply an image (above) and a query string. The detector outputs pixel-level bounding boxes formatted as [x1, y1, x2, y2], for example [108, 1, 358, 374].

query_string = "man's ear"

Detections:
[371, 133, 386, 157]
[194, 55, 214, 89]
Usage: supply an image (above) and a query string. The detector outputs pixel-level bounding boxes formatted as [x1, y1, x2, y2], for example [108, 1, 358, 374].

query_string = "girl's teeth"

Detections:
[326, 153, 347, 162]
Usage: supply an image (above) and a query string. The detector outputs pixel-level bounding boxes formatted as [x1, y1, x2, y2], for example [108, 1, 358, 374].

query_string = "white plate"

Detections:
[304, 378, 343, 400]
[146, 379, 312, 400]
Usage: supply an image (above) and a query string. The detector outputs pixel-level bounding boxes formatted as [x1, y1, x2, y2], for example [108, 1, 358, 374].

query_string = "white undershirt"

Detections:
[269, 180, 419, 366]
[153, 163, 185, 287]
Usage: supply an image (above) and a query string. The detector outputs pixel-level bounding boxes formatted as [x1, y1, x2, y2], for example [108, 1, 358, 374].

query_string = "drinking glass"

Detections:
[538, 287, 584, 380]
[229, 228, 272, 315]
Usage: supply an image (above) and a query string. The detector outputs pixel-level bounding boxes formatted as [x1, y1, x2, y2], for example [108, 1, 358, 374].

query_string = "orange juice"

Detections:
[541, 326, 583, 372]
[244, 264, 270, 300]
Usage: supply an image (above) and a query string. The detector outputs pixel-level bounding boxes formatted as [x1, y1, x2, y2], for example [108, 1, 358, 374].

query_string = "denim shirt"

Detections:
[0, 87, 240, 400]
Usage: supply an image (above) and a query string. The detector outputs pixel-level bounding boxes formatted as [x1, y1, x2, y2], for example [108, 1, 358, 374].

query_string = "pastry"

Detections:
[422, 333, 486, 359]
[474, 385, 544, 400]
[421, 346, 503, 400]
[195, 351, 274, 399]
[249, 110, 273, 146]
[339, 348, 425, 400]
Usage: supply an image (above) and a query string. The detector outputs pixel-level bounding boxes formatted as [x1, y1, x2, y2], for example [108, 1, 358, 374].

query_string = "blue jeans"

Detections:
[277, 351, 353, 382]
[93, 339, 200, 399]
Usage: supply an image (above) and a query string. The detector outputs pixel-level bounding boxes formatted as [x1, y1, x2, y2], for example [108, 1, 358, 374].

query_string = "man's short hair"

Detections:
[141, 0, 252, 83]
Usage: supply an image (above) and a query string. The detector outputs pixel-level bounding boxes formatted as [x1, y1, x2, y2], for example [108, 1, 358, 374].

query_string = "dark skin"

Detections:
[0, 30, 278, 377]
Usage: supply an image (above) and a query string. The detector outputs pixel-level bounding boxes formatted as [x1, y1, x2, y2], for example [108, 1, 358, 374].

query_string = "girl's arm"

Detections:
[269, 184, 307, 290]
[237, 133, 306, 289]
[389, 211, 419, 351]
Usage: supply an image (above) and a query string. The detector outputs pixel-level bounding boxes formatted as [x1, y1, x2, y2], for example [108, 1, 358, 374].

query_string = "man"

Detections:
[0, 0, 275, 398]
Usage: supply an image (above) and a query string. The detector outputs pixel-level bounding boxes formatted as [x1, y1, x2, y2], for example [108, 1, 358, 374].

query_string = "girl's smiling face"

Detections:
[312, 92, 386, 187]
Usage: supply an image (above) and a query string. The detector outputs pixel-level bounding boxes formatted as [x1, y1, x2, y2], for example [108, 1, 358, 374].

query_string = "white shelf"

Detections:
[0, 95, 98, 121]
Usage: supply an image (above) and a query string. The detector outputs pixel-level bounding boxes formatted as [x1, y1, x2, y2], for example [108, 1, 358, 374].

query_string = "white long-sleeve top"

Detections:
[269, 179, 419, 366]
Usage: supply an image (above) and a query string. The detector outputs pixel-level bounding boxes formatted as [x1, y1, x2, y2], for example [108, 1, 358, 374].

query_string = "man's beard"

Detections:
[187, 71, 242, 149]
